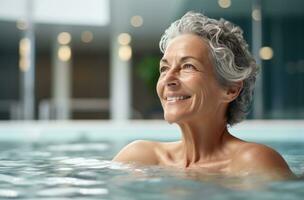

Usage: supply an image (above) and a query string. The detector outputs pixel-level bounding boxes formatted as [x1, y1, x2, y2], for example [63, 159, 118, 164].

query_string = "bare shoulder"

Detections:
[112, 140, 159, 165]
[231, 142, 295, 179]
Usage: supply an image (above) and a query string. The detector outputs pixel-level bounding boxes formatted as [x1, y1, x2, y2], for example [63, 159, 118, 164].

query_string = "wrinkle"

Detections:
[178, 120, 229, 168]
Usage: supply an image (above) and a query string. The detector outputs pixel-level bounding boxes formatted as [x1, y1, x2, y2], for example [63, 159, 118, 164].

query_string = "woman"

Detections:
[113, 12, 294, 180]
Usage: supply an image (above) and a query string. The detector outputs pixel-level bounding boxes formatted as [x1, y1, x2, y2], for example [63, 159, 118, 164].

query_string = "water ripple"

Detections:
[0, 189, 20, 198]
[45, 177, 102, 186]
[37, 187, 108, 197]
[0, 174, 26, 185]
[47, 143, 109, 152]
[78, 188, 109, 195]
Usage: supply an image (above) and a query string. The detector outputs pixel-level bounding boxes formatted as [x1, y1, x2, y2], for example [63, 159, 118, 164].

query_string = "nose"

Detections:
[166, 79, 179, 87]
[163, 68, 180, 88]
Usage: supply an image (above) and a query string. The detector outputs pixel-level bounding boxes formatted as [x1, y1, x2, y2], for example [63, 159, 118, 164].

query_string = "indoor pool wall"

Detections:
[0, 120, 303, 156]
[0, 120, 303, 143]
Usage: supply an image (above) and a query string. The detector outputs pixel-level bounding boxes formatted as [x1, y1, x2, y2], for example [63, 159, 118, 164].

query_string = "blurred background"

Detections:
[0, 0, 303, 121]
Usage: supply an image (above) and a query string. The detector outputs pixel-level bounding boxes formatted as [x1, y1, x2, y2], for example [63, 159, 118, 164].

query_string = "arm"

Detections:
[112, 140, 158, 165]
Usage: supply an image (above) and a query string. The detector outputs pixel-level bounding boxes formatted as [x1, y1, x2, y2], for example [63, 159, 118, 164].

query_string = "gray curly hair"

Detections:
[159, 11, 259, 126]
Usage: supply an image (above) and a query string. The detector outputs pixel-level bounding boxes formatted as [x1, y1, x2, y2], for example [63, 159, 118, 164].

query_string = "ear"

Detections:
[222, 81, 243, 103]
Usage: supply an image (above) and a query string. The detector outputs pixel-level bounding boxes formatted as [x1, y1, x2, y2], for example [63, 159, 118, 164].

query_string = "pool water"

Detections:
[0, 140, 303, 200]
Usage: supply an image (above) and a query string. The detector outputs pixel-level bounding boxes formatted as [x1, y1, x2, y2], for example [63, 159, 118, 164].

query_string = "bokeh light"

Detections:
[252, 9, 262, 21]
[81, 31, 94, 43]
[218, 0, 231, 8]
[259, 46, 274, 60]
[57, 32, 71, 45]
[118, 45, 132, 61]
[130, 15, 143, 27]
[118, 33, 131, 45]
[58, 45, 72, 61]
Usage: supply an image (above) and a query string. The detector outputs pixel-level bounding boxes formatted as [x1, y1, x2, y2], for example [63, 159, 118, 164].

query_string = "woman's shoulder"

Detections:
[230, 141, 295, 179]
[112, 140, 161, 165]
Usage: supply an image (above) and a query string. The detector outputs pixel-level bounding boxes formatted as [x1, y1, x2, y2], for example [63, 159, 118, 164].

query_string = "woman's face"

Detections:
[156, 34, 227, 124]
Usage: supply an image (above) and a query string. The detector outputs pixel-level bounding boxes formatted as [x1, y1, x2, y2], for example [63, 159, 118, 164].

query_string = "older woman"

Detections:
[113, 12, 294, 180]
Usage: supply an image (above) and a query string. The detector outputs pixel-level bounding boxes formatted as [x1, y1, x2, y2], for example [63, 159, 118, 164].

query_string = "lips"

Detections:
[165, 95, 191, 102]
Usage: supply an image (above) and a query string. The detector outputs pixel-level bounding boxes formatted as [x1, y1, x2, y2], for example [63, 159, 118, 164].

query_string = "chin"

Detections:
[164, 113, 175, 123]
[164, 117, 175, 124]
[164, 112, 186, 124]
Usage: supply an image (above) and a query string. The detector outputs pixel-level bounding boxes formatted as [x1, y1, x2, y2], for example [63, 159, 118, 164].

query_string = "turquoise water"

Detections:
[0, 140, 303, 199]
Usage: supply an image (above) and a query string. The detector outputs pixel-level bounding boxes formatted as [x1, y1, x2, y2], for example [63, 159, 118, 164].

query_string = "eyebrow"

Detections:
[160, 58, 169, 64]
[160, 56, 199, 64]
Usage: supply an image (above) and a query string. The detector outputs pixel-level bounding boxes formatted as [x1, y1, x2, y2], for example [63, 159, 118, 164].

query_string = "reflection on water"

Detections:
[0, 141, 303, 199]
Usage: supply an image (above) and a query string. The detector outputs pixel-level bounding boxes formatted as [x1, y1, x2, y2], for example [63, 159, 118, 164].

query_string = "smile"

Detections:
[165, 95, 191, 102]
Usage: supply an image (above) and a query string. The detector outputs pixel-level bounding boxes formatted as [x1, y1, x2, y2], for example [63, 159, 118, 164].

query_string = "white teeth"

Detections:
[166, 96, 190, 102]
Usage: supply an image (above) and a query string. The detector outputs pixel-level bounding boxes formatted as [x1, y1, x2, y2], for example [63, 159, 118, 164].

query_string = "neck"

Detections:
[177, 117, 229, 168]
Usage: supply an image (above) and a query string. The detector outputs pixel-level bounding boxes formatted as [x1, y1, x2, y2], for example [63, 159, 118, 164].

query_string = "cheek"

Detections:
[195, 87, 207, 109]
[156, 79, 163, 99]
[189, 79, 214, 107]
[200, 83, 223, 107]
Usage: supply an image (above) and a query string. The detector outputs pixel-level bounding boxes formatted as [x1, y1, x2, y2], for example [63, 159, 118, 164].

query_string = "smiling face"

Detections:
[157, 34, 229, 124]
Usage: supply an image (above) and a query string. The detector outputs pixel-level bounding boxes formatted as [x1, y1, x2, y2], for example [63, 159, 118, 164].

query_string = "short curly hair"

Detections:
[159, 11, 259, 126]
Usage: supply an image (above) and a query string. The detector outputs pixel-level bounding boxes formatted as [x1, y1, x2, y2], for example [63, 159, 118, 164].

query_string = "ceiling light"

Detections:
[19, 37, 30, 72]
[81, 31, 94, 43]
[118, 33, 131, 45]
[16, 20, 27, 30]
[218, 0, 231, 8]
[118, 45, 132, 61]
[58, 45, 72, 62]
[130, 15, 143, 27]
[57, 32, 71, 45]
[259, 47, 273, 60]
[19, 38, 30, 56]
[252, 9, 261, 21]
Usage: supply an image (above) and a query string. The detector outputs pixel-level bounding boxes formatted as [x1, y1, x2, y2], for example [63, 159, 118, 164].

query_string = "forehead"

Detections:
[163, 34, 211, 63]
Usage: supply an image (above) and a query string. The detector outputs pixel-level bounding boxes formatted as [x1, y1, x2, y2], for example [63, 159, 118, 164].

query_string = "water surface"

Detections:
[0, 140, 303, 199]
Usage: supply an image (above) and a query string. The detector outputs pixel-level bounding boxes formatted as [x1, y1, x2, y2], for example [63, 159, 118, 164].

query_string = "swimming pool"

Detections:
[0, 120, 303, 199]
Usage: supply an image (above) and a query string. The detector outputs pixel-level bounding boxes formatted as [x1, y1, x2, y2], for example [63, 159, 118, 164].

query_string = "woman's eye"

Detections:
[159, 66, 168, 73]
[182, 64, 196, 70]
